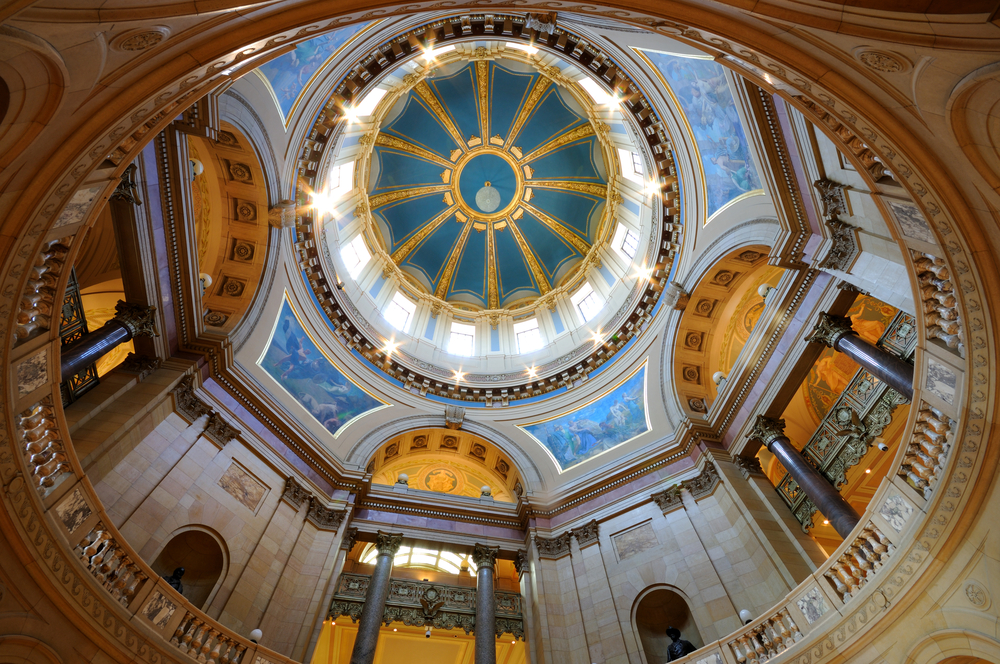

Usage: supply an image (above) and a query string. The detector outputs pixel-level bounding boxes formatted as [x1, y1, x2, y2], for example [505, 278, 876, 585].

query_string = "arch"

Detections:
[345, 413, 545, 491]
[0, 635, 63, 664]
[905, 630, 1000, 664]
[219, 88, 284, 203]
[630, 584, 705, 664]
[150, 526, 229, 611]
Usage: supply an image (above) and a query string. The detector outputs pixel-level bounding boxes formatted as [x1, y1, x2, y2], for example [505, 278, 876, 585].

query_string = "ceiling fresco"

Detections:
[255, 22, 374, 123]
[366, 58, 609, 310]
[636, 49, 762, 220]
[258, 296, 387, 437]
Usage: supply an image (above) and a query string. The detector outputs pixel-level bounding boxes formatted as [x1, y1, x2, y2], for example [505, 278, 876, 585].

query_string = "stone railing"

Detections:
[171, 612, 249, 664]
[912, 251, 964, 357]
[727, 607, 802, 664]
[329, 572, 524, 639]
[821, 521, 894, 603]
[16, 396, 73, 498]
[898, 402, 955, 499]
[14, 236, 74, 344]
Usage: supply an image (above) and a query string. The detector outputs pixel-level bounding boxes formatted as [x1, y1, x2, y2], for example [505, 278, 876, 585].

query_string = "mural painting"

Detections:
[256, 23, 373, 121]
[259, 297, 384, 437]
[803, 296, 896, 424]
[638, 49, 762, 218]
[520, 364, 649, 471]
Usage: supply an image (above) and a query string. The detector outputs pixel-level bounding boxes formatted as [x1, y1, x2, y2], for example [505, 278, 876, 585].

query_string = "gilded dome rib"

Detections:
[413, 81, 469, 154]
[503, 77, 551, 149]
[519, 124, 595, 163]
[391, 204, 459, 263]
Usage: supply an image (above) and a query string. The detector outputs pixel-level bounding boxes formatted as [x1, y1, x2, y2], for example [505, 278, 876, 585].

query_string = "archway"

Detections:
[151, 527, 228, 610]
[633, 587, 703, 664]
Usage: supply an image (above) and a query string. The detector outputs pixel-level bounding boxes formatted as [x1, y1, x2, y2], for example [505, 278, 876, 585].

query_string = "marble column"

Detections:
[472, 543, 499, 664]
[60, 301, 157, 380]
[349, 531, 402, 664]
[807, 312, 913, 399]
[749, 416, 860, 538]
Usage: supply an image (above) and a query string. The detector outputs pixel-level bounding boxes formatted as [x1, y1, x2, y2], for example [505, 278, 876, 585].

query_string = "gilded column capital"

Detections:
[113, 301, 158, 338]
[374, 531, 403, 556]
[472, 543, 499, 569]
[806, 312, 854, 349]
[748, 415, 787, 446]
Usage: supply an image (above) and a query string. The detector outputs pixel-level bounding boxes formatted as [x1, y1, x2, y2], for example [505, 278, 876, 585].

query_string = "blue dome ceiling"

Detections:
[366, 58, 609, 310]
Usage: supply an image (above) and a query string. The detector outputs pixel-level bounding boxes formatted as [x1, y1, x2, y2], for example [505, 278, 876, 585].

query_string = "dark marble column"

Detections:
[807, 312, 913, 399]
[349, 532, 402, 664]
[60, 301, 158, 380]
[749, 416, 860, 538]
[473, 543, 499, 664]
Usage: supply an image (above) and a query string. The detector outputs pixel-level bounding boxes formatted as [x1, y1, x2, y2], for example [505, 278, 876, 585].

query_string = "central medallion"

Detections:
[454, 149, 522, 220]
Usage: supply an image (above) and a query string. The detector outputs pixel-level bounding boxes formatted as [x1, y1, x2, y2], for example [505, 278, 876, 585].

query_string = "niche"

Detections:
[151, 528, 227, 610]
[634, 587, 703, 664]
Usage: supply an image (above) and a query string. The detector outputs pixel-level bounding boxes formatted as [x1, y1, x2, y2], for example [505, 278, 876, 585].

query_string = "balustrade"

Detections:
[171, 613, 247, 664]
[728, 607, 802, 664]
[73, 522, 148, 606]
[14, 237, 73, 342]
[899, 403, 955, 499]
[822, 523, 894, 602]
[16, 398, 72, 497]
[913, 252, 964, 356]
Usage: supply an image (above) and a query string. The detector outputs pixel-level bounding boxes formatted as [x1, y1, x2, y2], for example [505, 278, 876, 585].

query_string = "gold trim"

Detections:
[530, 181, 607, 197]
[390, 204, 458, 263]
[477, 60, 490, 142]
[434, 218, 475, 298]
[450, 146, 525, 221]
[522, 202, 592, 256]
[504, 76, 551, 149]
[374, 134, 453, 167]
[516, 360, 649, 473]
[369, 185, 449, 208]
[506, 217, 552, 294]
[519, 124, 595, 163]
[413, 81, 468, 154]
[487, 222, 499, 309]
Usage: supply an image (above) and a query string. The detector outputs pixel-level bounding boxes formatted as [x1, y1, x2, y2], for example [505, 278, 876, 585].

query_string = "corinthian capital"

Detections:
[113, 301, 158, 338]
[375, 531, 404, 556]
[472, 543, 499, 569]
[806, 312, 854, 349]
[748, 415, 787, 446]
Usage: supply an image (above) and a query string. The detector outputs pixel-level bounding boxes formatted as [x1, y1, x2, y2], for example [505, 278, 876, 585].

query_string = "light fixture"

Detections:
[865, 468, 871, 473]
[633, 264, 653, 282]
[453, 369, 465, 382]
[527, 366, 537, 378]
[249, 629, 262, 644]
[591, 328, 605, 346]
[383, 338, 401, 356]
[393, 628, 397, 632]
[823, 519, 830, 525]
[739, 609, 753, 625]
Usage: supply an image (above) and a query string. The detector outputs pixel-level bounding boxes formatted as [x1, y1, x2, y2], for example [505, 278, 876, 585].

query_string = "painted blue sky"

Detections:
[257, 23, 372, 121]
[640, 50, 762, 218]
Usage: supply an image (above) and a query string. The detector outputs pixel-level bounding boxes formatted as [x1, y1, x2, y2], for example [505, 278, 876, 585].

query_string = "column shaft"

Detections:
[349, 533, 401, 664]
[768, 436, 860, 538]
[835, 333, 914, 399]
[473, 544, 499, 664]
[60, 320, 132, 380]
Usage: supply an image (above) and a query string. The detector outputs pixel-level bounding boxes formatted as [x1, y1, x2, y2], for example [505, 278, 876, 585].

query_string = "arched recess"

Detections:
[345, 413, 544, 492]
[150, 526, 229, 611]
[219, 89, 283, 204]
[672, 244, 782, 417]
[188, 123, 272, 335]
[0, 635, 64, 664]
[367, 428, 524, 502]
[0, 25, 66, 173]
[948, 61, 1000, 197]
[631, 585, 704, 664]
[905, 630, 1000, 664]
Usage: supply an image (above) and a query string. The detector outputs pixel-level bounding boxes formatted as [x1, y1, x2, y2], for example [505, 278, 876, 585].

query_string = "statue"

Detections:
[665, 626, 697, 661]
[163, 567, 185, 594]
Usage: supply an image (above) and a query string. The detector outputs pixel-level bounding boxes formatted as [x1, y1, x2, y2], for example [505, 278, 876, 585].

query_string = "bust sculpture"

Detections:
[163, 567, 185, 593]
[665, 626, 697, 661]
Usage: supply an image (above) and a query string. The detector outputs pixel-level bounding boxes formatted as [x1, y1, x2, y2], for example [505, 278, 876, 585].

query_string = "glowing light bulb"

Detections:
[383, 338, 401, 356]
[823, 519, 830, 525]
[591, 328, 605, 346]
[865, 468, 871, 474]
[527, 366, 537, 378]
[453, 369, 465, 382]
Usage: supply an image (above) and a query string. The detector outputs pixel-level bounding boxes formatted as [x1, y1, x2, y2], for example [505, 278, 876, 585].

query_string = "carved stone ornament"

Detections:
[444, 405, 465, 430]
[202, 412, 240, 447]
[651, 461, 720, 513]
[818, 218, 861, 272]
[533, 532, 572, 559]
[806, 312, 855, 349]
[119, 352, 160, 380]
[375, 531, 404, 557]
[341, 526, 359, 551]
[525, 12, 556, 36]
[228, 162, 253, 182]
[472, 543, 499, 569]
[282, 476, 311, 508]
[573, 519, 599, 547]
[268, 200, 296, 228]
[109, 163, 143, 206]
[734, 456, 765, 479]
[663, 281, 689, 310]
[111, 26, 169, 52]
[748, 415, 787, 447]
[813, 179, 848, 220]
[652, 485, 682, 513]
[307, 497, 347, 531]
[113, 300, 158, 338]
[857, 50, 906, 73]
[172, 376, 212, 422]
[514, 550, 528, 578]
